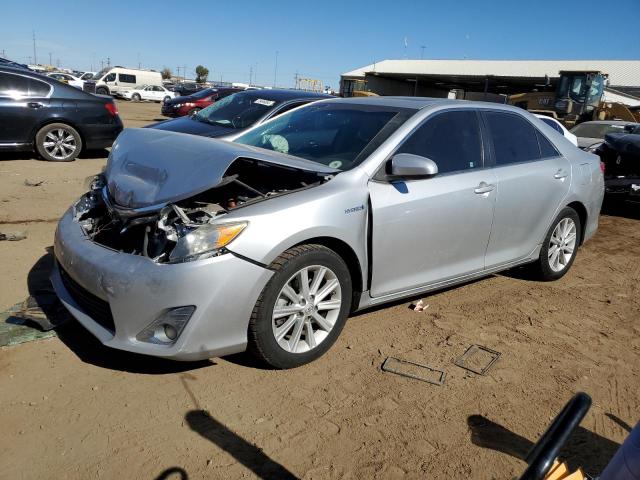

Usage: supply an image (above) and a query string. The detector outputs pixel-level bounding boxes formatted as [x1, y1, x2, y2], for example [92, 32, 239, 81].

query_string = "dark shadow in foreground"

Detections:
[467, 415, 620, 476]
[185, 410, 297, 480]
[27, 249, 213, 375]
[155, 467, 188, 480]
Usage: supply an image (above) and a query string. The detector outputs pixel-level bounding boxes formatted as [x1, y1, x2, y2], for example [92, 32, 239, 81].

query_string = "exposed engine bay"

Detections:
[74, 158, 331, 263]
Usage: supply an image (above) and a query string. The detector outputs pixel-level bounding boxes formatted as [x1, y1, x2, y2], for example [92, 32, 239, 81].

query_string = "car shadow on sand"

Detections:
[179, 374, 298, 479]
[600, 197, 640, 220]
[0, 149, 109, 162]
[26, 248, 213, 374]
[467, 414, 621, 476]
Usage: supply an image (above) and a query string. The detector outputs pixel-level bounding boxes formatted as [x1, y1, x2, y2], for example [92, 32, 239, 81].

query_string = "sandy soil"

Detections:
[1, 101, 639, 479]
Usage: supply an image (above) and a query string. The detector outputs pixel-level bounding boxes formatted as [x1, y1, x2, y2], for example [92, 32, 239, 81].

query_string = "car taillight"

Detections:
[104, 102, 118, 117]
[600, 161, 606, 173]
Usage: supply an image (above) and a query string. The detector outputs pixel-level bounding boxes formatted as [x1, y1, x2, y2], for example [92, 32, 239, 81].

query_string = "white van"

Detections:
[83, 67, 163, 96]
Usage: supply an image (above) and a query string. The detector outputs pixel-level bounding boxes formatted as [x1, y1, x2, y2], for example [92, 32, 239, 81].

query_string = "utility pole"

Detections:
[183, 65, 186, 82]
[0, 49, 5, 58]
[248, 65, 253, 86]
[273, 50, 278, 88]
[32, 31, 37, 65]
[56, 58, 60, 68]
[137, 52, 141, 69]
[28, 56, 32, 64]
[49, 52, 52, 66]
[101, 60, 104, 70]
[294, 71, 299, 89]
[420, 45, 426, 59]
[107, 57, 111, 68]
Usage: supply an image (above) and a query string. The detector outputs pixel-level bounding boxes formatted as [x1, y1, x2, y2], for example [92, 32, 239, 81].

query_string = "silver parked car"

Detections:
[52, 97, 604, 368]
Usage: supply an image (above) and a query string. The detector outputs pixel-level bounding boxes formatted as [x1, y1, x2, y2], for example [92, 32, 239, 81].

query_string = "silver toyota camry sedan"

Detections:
[52, 97, 604, 368]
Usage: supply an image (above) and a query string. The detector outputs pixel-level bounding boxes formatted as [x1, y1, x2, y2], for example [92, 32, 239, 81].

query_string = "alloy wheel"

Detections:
[42, 128, 77, 161]
[548, 218, 577, 272]
[271, 265, 342, 354]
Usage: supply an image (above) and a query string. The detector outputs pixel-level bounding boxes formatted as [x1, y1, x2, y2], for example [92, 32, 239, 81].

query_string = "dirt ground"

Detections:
[0, 101, 638, 479]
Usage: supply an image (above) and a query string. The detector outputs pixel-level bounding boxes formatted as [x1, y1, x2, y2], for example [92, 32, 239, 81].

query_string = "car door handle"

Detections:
[27, 102, 43, 109]
[474, 182, 495, 194]
[554, 169, 569, 179]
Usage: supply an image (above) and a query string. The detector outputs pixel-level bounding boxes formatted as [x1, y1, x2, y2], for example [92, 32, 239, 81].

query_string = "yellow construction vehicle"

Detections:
[507, 70, 640, 128]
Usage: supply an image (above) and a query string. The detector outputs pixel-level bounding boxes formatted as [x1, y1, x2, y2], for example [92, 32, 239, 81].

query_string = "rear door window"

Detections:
[484, 111, 542, 165]
[396, 110, 483, 174]
[0, 73, 50, 98]
[118, 74, 136, 84]
[0, 72, 29, 97]
[536, 131, 560, 158]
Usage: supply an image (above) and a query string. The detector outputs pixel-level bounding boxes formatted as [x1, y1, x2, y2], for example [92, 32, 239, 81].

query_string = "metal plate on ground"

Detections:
[454, 344, 501, 375]
[381, 357, 446, 386]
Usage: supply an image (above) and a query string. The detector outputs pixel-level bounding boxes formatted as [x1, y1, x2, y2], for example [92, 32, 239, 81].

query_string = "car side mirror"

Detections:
[390, 153, 438, 178]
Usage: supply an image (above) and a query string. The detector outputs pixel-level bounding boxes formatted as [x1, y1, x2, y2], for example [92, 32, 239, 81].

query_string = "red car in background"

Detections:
[161, 87, 243, 117]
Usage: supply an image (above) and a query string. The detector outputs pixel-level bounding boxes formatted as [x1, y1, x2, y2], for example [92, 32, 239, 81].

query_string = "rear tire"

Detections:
[35, 123, 82, 162]
[531, 207, 581, 281]
[248, 244, 352, 369]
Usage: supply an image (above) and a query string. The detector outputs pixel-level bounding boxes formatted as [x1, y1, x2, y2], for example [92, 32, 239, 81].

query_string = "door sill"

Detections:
[358, 256, 537, 311]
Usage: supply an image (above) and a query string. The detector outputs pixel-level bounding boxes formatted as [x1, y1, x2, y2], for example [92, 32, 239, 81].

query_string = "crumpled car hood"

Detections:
[105, 128, 338, 209]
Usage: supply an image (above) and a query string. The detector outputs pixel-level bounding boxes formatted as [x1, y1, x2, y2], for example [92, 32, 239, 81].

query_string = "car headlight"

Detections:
[169, 222, 247, 263]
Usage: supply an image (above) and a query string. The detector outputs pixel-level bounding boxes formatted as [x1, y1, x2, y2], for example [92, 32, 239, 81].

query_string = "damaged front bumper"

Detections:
[51, 208, 273, 361]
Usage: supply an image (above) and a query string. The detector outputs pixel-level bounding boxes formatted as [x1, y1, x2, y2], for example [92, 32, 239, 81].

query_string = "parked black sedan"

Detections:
[0, 66, 123, 161]
[151, 89, 332, 139]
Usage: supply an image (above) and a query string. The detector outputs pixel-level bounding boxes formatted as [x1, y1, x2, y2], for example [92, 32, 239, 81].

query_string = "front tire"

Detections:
[96, 87, 109, 95]
[132, 93, 141, 102]
[248, 245, 352, 369]
[532, 207, 581, 281]
[35, 123, 82, 162]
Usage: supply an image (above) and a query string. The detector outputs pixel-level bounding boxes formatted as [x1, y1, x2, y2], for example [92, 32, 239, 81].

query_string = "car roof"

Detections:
[237, 88, 333, 101]
[1, 65, 54, 80]
[323, 96, 539, 115]
[577, 120, 637, 126]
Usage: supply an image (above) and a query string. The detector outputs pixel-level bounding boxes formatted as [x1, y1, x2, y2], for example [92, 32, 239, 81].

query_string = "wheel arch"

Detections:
[566, 201, 587, 246]
[292, 236, 363, 311]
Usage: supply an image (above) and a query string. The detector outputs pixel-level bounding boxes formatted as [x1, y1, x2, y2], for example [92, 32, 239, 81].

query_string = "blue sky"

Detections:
[1, 0, 639, 88]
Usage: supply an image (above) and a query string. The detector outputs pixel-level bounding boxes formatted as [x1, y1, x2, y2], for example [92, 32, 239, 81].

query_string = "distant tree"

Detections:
[195, 65, 209, 83]
[161, 67, 172, 80]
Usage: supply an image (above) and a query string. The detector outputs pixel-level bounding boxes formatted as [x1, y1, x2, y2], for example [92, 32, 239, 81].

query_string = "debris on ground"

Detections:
[0, 231, 27, 241]
[382, 357, 446, 385]
[454, 344, 501, 376]
[410, 299, 429, 312]
[23, 179, 44, 187]
[11, 289, 69, 331]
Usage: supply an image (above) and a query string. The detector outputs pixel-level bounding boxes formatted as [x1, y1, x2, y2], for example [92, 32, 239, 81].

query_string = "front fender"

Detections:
[225, 171, 370, 283]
